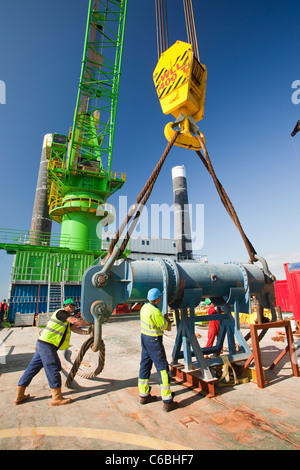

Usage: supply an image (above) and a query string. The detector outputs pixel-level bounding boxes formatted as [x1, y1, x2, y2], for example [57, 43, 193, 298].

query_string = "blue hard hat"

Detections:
[147, 288, 162, 301]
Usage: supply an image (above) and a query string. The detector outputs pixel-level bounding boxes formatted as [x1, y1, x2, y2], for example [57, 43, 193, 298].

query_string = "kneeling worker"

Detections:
[138, 288, 179, 412]
[15, 298, 90, 406]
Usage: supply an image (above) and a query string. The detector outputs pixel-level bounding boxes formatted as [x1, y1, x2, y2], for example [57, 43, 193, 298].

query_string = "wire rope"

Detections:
[183, 0, 200, 60]
[155, 0, 169, 58]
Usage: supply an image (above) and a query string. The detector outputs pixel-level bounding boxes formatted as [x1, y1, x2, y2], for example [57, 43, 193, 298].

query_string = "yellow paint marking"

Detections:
[0, 427, 193, 450]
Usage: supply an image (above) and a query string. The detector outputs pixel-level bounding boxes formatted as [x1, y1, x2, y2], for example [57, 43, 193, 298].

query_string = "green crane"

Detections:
[0, 0, 129, 320]
[47, 0, 128, 252]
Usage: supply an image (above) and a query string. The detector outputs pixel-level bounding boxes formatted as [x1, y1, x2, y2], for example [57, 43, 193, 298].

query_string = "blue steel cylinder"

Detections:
[128, 260, 166, 301]
[81, 257, 269, 324]
[126, 260, 265, 302]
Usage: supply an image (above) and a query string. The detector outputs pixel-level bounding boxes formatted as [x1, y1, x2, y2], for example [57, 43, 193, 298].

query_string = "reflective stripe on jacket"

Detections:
[140, 303, 168, 337]
[39, 309, 71, 350]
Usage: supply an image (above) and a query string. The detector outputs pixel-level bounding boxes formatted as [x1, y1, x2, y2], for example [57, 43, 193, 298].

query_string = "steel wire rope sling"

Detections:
[65, 326, 105, 388]
[195, 133, 257, 264]
[193, 133, 277, 341]
[108, 129, 180, 259]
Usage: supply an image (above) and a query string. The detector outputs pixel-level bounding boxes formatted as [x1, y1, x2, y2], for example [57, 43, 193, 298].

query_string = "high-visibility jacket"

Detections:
[140, 302, 168, 337]
[39, 309, 71, 350]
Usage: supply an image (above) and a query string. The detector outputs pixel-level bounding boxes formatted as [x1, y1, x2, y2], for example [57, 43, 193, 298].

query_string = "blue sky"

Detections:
[0, 0, 300, 299]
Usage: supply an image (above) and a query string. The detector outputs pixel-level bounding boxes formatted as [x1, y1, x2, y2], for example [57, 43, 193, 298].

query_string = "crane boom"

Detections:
[45, 0, 128, 252]
[67, 0, 127, 179]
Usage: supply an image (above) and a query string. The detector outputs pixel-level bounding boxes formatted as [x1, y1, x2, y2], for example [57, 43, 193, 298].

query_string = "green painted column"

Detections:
[60, 211, 101, 252]
[59, 191, 102, 252]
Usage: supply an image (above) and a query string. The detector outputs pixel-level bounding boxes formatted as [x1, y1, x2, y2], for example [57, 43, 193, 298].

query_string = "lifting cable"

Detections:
[183, 0, 200, 61]
[108, 130, 180, 258]
[108, 129, 257, 271]
[155, 0, 169, 59]
[156, 0, 199, 61]
[65, 326, 105, 388]
[195, 133, 257, 264]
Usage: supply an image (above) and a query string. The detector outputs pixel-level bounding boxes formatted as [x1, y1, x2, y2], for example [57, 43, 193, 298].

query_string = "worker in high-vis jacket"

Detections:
[138, 288, 179, 412]
[14, 299, 90, 406]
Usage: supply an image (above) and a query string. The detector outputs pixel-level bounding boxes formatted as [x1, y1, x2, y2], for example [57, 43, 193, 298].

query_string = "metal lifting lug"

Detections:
[254, 254, 277, 282]
[164, 114, 205, 150]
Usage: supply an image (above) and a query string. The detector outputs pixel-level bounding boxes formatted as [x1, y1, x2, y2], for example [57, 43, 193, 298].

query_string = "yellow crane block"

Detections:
[153, 40, 207, 120]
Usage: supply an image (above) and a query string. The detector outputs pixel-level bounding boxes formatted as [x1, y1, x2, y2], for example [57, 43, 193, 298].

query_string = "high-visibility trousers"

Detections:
[138, 334, 172, 403]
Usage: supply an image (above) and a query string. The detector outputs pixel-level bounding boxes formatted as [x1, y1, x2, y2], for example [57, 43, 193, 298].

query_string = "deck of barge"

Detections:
[1, 312, 300, 451]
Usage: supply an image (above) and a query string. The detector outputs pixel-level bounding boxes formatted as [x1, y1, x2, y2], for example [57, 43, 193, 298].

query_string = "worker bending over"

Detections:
[14, 298, 90, 406]
[138, 288, 179, 412]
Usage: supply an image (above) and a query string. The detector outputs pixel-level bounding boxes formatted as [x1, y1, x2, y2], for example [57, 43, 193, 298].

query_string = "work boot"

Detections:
[163, 401, 180, 412]
[50, 388, 72, 406]
[140, 394, 158, 405]
[14, 386, 30, 405]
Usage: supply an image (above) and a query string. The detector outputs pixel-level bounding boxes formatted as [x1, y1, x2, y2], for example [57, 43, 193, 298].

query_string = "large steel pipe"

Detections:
[81, 257, 273, 325]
